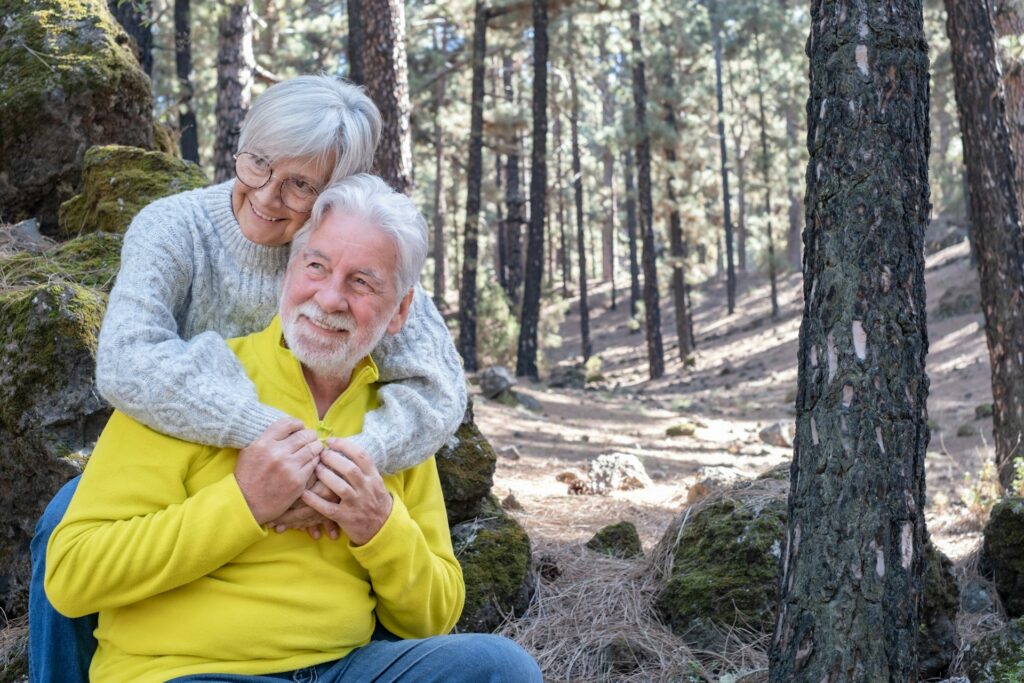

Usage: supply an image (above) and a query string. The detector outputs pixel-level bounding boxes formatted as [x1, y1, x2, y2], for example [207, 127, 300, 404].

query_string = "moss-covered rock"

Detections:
[920, 541, 961, 679]
[0, 282, 110, 617]
[436, 400, 497, 525]
[964, 618, 1024, 683]
[0, 231, 123, 292]
[666, 422, 697, 437]
[656, 488, 787, 650]
[451, 496, 534, 633]
[0, 619, 28, 683]
[58, 145, 207, 237]
[982, 496, 1024, 617]
[0, 0, 154, 232]
[586, 521, 643, 559]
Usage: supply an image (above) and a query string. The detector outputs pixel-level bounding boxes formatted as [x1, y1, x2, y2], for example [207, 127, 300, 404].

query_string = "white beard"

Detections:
[281, 301, 388, 380]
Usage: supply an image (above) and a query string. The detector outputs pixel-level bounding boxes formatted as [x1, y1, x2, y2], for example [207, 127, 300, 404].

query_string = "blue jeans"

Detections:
[30, 477, 542, 683]
[29, 475, 94, 683]
[168, 633, 542, 682]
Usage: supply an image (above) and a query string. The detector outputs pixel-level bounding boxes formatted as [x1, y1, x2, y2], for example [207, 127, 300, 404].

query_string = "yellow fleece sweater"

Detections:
[45, 317, 464, 683]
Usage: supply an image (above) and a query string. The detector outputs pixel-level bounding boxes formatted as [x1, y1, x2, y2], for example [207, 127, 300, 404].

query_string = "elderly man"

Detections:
[45, 175, 542, 683]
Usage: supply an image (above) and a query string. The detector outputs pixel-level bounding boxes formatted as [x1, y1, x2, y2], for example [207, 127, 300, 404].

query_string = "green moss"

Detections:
[977, 403, 995, 419]
[452, 497, 533, 632]
[983, 497, 1024, 617]
[0, 620, 28, 683]
[587, 521, 643, 558]
[59, 145, 207, 237]
[656, 496, 787, 646]
[435, 408, 497, 524]
[0, 232, 122, 292]
[958, 423, 978, 437]
[965, 618, 1024, 683]
[666, 422, 697, 437]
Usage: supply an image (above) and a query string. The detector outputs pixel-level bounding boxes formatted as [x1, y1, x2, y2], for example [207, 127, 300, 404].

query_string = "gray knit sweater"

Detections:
[95, 180, 467, 473]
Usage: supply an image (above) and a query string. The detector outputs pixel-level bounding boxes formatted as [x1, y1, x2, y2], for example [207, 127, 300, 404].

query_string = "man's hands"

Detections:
[234, 418, 323, 525]
[302, 438, 393, 546]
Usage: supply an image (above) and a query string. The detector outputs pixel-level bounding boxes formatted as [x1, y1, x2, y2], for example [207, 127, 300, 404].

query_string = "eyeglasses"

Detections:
[233, 152, 322, 213]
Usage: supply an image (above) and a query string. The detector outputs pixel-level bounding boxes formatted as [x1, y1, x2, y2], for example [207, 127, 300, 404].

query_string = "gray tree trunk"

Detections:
[503, 55, 524, 308]
[713, 20, 736, 314]
[769, 0, 931, 679]
[432, 23, 449, 312]
[214, 0, 254, 183]
[174, 0, 199, 163]
[754, 18, 779, 319]
[996, 0, 1024, 218]
[569, 31, 591, 362]
[624, 148, 641, 319]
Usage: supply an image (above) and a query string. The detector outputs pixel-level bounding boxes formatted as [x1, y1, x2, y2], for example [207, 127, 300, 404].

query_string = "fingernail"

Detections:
[275, 525, 285, 533]
[330, 530, 339, 540]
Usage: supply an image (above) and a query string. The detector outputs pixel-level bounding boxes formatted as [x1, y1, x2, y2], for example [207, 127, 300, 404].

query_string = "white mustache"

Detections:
[296, 302, 355, 333]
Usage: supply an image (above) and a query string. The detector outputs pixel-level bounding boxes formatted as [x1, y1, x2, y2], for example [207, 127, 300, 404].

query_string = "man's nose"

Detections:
[314, 282, 349, 313]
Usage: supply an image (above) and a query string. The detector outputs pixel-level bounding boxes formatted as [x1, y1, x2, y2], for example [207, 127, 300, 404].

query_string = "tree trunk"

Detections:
[768, 1, 931, 680]
[516, 0, 548, 379]
[108, 0, 153, 76]
[946, 0, 1024, 491]
[754, 19, 779, 319]
[597, 28, 616, 297]
[362, 0, 413, 194]
[554, 96, 570, 298]
[569, 32, 591, 362]
[624, 148, 641, 319]
[214, 0, 255, 183]
[347, 0, 364, 84]
[734, 124, 748, 274]
[174, 0, 199, 164]
[713, 18, 736, 314]
[432, 23, 449, 312]
[785, 105, 803, 271]
[503, 55, 524, 308]
[629, 6, 664, 380]
[996, 0, 1024, 218]
[457, 0, 488, 373]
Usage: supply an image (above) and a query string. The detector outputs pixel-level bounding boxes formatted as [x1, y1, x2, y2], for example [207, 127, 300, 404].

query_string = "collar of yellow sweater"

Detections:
[230, 315, 380, 437]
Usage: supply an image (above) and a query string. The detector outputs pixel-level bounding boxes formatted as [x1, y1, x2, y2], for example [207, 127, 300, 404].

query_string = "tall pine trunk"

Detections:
[569, 31, 591, 362]
[432, 23, 449, 311]
[516, 0, 548, 379]
[597, 29, 616, 299]
[624, 148, 641, 319]
[347, 0, 364, 84]
[362, 0, 413, 194]
[785, 105, 802, 270]
[174, 0, 199, 163]
[769, 1, 931, 679]
[734, 124, 748, 274]
[554, 98, 570, 298]
[108, 0, 153, 76]
[946, 0, 1024, 491]
[214, 0, 254, 183]
[996, 0, 1024, 217]
[713, 16, 736, 313]
[503, 55, 524, 308]
[629, 5, 664, 380]
[754, 20, 779, 319]
[457, 0, 488, 372]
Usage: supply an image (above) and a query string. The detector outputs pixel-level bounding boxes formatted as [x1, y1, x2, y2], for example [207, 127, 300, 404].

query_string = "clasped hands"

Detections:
[233, 418, 393, 546]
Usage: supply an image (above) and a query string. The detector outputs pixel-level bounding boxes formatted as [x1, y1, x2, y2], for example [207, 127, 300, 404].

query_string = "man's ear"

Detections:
[386, 288, 415, 335]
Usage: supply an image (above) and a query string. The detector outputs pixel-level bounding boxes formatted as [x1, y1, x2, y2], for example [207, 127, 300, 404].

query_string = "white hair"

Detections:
[237, 75, 381, 184]
[291, 174, 429, 293]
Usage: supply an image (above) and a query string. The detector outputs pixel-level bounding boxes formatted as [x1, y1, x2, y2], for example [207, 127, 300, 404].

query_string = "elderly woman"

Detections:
[28, 75, 467, 683]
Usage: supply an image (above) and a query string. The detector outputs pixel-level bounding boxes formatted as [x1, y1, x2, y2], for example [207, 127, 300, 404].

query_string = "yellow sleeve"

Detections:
[348, 457, 465, 638]
[45, 411, 267, 618]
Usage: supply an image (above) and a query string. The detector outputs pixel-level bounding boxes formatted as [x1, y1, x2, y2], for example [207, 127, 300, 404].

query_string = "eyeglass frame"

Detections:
[232, 152, 323, 214]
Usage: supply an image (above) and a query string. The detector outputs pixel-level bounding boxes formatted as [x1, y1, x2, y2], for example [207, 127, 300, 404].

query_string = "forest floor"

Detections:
[478, 238, 994, 681]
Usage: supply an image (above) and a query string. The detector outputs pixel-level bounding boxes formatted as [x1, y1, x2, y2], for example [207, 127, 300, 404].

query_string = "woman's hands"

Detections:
[234, 418, 322, 525]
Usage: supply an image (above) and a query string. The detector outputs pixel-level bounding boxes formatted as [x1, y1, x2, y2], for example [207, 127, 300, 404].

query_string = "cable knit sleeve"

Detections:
[95, 202, 285, 450]
[355, 286, 467, 474]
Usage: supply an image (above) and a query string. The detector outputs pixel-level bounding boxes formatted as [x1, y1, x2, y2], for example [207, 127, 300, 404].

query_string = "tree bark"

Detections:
[569, 31, 591, 362]
[734, 124, 748, 274]
[629, 5, 664, 380]
[347, 0, 364, 85]
[554, 94, 570, 298]
[361, 0, 413, 194]
[174, 0, 199, 164]
[713, 18, 737, 314]
[432, 22, 449, 312]
[457, 0, 488, 373]
[597, 28, 616, 298]
[503, 55, 524, 308]
[754, 19, 780, 319]
[785, 105, 803, 270]
[624, 147, 641, 319]
[516, 0, 548, 379]
[996, 0, 1024, 218]
[768, 1, 931, 680]
[214, 0, 255, 183]
[946, 0, 1024, 491]
[108, 0, 153, 76]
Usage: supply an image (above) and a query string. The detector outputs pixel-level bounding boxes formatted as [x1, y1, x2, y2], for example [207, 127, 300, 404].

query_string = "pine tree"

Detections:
[623, 147, 641, 319]
[712, 7, 736, 314]
[108, 0, 153, 76]
[568, 19, 591, 362]
[769, 0, 931, 678]
[753, 15, 779, 319]
[214, 0, 254, 183]
[175, 0, 199, 163]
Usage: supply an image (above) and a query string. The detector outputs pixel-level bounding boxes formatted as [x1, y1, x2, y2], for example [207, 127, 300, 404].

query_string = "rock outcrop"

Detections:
[981, 496, 1024, 618]
[0, 0, 155, 232]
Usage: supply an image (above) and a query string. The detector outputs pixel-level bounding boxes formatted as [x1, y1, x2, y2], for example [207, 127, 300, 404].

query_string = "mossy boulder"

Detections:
[981, 496, 1024, 618]
[0, 231, 123, 292]
[587, 521, 643, 559]
[920, 541, 961, 679]
[0, 282, 110, 617]
[963, 618, 1024, 683]
[655, 485, 787, 650]
[58, 145, 207, 237]
[0, 0, 154, 232]
[451, 496, 534, 633]
[436, 400, 497, 524]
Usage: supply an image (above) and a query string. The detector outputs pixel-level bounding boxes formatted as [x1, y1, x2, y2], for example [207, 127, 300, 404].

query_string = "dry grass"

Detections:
[0, 614, 28, 682]
[947, 541, 1008, 676]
